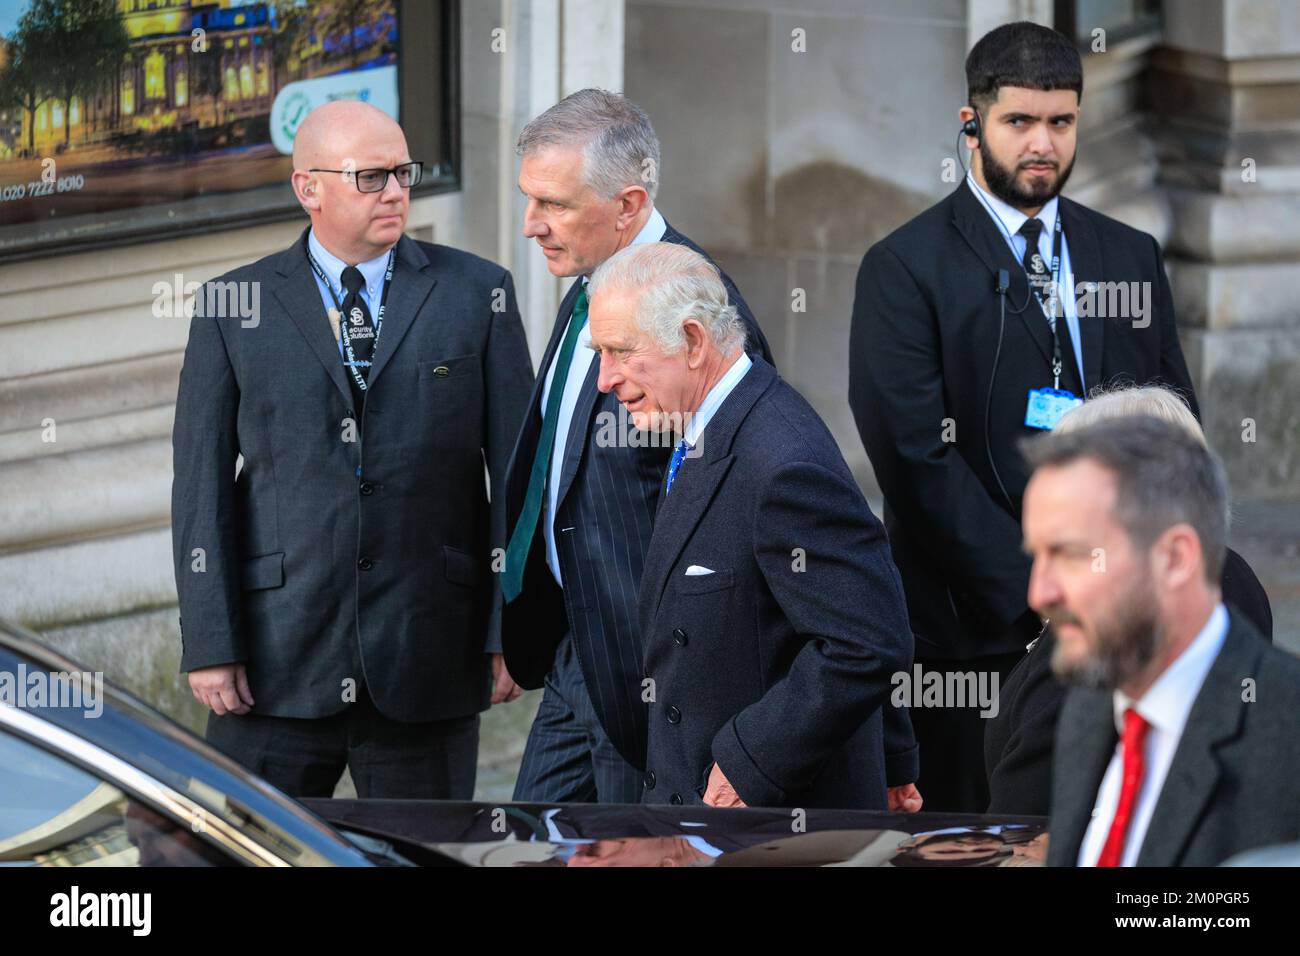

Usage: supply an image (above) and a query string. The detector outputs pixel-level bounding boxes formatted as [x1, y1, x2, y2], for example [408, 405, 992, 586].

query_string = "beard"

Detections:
[980, 136, 1075, 210]
[1048, 568, 1162, 691]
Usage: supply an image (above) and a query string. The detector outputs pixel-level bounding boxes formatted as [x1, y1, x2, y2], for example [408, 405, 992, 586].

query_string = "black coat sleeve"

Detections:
[171, 284, 245, 672]
[984, 634, 1062, 816]
[482, 270, 536, 654]
[849, 242, 1032, 634]
[711, 459, 913, 806]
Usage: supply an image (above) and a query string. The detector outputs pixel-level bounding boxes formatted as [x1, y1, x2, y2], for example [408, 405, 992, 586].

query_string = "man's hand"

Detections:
[887, 783, 923, 813]
[188, 663, 254, 716]
[490, 653, 523, 705]
[703, 763, 747, 808]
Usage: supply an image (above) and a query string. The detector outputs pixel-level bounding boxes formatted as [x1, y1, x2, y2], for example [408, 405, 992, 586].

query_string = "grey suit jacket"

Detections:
[172, 228, 534, 722]
[1048, 611, 1300, 866]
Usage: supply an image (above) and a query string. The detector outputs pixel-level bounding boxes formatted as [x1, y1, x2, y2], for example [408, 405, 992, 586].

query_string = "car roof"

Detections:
[0, 618, 369, 866]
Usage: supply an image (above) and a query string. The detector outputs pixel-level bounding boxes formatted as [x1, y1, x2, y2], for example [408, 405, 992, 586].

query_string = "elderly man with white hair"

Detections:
[585, 241, 916, 810]
[500, 89, 772, 805]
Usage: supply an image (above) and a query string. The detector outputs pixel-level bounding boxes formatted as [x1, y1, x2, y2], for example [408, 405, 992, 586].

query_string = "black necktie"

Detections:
[340, 265, 375, 384]
[1017, 217, 1053, 313]
[1018, 217, 1082, 393]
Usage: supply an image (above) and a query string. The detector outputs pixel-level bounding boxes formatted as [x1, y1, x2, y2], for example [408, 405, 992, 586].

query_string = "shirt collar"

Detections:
[684, 352, 752, 448]
[635, 206, 668, 246]
[965, 171, 1059, 246]
[308, 228, 393, 298]
[1112, 602, 1230, 737]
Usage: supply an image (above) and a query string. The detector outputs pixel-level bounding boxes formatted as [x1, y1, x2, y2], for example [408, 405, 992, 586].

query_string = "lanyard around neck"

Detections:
[969, 180, 1069, 388]
[307, 247, 396, 392]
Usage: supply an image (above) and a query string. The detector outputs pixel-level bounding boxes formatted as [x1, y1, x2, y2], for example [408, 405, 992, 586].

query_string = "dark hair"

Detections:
[966, 21, 1083, 116]
[1020, 416, 1229, 584]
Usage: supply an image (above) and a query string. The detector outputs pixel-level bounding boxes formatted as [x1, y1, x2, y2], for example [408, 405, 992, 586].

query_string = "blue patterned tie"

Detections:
[664, 439, 690, 496]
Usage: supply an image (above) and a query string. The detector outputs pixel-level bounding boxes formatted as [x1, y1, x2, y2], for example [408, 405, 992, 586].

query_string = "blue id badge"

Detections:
[1025, 387, 1083, 430]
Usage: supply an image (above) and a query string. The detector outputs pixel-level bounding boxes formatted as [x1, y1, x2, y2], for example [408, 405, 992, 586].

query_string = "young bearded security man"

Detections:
[848, 21, 1199, 812]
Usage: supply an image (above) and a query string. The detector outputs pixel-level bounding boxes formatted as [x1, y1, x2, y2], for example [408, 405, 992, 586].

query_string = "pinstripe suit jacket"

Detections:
[501, 222, 772, 770]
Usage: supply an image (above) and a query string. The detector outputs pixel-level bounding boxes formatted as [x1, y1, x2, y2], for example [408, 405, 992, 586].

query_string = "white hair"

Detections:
[1057, 384, 1205, 447]
[516, 88, 661, 203]
[588, 242, 746, 355]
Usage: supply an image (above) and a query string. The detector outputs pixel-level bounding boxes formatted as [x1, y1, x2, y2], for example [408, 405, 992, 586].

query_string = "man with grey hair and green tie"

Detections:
[498, 89, 773, 803]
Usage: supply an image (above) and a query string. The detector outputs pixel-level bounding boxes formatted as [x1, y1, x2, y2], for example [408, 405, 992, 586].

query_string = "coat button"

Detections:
[643, 770, 656, 790]
[666, 705, 681, 724]
[669, 793, 683, 805]
[360, 480, 375, 495]
[358, 557, 374, 571]
[672, 627, 688, 646]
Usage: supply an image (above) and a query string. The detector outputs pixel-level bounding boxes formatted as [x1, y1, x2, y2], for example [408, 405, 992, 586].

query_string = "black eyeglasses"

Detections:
[308, 161, 424, 193]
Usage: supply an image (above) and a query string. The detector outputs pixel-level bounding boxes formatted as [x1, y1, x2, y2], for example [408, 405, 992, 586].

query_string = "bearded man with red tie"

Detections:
[1019, 416, 1300, 867]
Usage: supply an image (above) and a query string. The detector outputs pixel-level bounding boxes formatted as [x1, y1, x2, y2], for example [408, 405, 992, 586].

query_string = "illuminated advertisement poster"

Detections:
[0, 0, 452, 261]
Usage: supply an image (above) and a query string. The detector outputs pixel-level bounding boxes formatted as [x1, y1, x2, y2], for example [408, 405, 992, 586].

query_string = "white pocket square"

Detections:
[684, 565, 714, 576]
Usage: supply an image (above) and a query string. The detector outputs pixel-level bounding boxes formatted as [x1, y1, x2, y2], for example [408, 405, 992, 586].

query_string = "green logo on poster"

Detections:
[281, 92, 312, 142]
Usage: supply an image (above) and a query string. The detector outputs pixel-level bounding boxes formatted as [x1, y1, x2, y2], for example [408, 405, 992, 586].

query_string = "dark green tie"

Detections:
[502, 286, 589, 602]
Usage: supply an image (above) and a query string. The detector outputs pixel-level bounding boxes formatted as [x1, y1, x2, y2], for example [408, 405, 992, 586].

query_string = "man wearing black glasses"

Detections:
[171, 100, 534, 798]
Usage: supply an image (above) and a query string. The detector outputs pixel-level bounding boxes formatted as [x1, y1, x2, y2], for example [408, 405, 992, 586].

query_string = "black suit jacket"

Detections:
[172, 228, 534, 722]
[1048, 610, 1300, 866]
[985, 549, 1274, 815]
[501, 220, 772, 770]
[638, 357, 914, 809]
[849, 181, 1199, 660]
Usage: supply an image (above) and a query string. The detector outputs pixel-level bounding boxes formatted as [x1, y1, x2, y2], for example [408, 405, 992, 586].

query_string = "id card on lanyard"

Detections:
[1024, 215, 1081, 429]
[306, 247, 396, 394]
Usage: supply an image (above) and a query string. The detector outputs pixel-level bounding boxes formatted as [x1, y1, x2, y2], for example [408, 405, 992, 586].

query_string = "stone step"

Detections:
[0, 526, 175, 629]
[0, 352, 182, 437]
[0, 438, 172, 551]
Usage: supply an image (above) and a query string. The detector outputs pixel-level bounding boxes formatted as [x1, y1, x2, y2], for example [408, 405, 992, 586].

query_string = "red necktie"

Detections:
[1096, 708, 1151, 867]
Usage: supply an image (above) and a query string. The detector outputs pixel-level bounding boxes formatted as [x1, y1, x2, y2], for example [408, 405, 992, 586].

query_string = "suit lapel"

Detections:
[639, 358, 776, 622]
[1060, 197, 1105, 394]
[641, 452, 736, 623]
[538, 280, 586, 399]
[1051, 689, 1118, 866]
[505, 280, 585, 520]
[273, 230, 354, 409]
[1135, 619, 1255, 866]
[555, 360, 601, 510]
[367, 234, 436, 390]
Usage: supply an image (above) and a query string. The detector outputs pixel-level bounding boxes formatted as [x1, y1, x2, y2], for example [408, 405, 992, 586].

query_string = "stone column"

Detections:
[1149, 0, 1300, 502]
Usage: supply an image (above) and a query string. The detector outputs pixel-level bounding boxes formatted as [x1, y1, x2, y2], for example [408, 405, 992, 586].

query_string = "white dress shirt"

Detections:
[540, 206, 668, 585]
[307, 228, 392, 359]
[965, 172, 1086, 390]
[1078, 602, 1230, 866]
